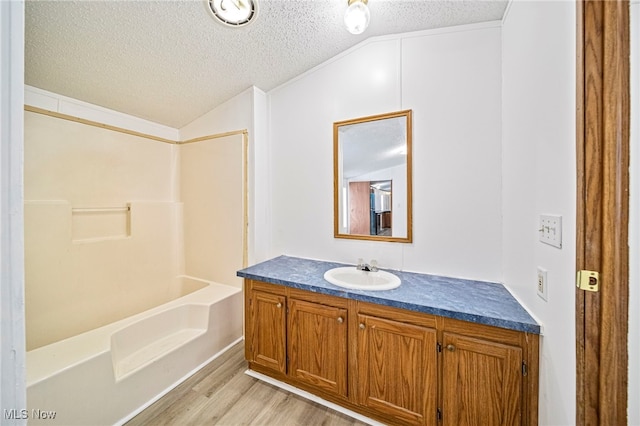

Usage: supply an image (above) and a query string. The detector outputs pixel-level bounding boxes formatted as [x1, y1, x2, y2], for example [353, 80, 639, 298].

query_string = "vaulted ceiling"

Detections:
[25, 0, 508, 128]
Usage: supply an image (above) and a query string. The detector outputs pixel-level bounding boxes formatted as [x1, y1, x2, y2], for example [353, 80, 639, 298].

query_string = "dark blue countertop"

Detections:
[237, 255, 540, 334]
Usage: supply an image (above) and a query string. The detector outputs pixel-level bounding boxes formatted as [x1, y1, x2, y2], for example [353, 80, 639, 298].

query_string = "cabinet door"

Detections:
[442, 332, 523, 426]
[357, 314, 438, 425]
[248, 290, 287, 374]
[288, 298, 348, 397]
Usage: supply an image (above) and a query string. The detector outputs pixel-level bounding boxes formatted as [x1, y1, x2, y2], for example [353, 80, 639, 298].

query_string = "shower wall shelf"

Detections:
[71, 204, 131, 242]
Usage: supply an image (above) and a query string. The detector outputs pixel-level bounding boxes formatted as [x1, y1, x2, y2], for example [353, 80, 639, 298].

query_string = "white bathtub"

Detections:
[26, 277, 243, 425]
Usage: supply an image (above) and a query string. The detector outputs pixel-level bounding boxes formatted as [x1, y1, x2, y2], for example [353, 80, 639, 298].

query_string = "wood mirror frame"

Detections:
[333, 110, 413, 243]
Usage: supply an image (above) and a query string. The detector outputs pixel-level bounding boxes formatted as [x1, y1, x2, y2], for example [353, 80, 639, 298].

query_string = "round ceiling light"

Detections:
[207, 0, 258, 27]
[344, 0, 370, 35]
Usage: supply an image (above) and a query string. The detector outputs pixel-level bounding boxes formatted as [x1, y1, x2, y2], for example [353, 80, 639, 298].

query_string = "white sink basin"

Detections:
[323, 267, 401, 291]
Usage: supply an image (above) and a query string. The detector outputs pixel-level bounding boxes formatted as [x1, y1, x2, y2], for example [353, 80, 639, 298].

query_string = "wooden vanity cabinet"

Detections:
[244, 279, 539, 426]
[356, 302, 438, 426]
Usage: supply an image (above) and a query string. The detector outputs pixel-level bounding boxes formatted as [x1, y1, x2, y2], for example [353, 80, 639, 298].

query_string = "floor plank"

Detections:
[125, 342, 368, 426]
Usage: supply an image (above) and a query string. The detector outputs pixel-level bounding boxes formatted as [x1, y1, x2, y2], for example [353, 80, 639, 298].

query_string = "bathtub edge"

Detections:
[113, 336, 244, 426]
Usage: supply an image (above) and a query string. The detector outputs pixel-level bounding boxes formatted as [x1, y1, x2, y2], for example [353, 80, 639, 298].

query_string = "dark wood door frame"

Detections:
[576, 0, 630, 424]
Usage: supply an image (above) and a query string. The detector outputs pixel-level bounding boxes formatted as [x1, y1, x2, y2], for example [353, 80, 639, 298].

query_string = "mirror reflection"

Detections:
[333, 110, 412, 243]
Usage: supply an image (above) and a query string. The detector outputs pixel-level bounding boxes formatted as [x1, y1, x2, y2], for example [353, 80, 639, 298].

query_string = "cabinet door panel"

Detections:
[288, 298, 348, 397]
[357, 314, 437, 425]
[442, 333, 522, 426]
[249, 290, 287, 374]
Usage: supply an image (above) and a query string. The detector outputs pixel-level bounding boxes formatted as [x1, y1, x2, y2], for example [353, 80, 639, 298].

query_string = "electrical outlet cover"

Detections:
[537, 267, 548, 301]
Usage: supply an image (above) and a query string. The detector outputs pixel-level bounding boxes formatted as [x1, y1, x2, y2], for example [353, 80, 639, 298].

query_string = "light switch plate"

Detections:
[539, 215, 562, 248]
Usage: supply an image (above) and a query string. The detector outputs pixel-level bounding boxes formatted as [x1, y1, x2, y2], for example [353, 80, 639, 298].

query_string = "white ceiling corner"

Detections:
[25, 0, 507, 129]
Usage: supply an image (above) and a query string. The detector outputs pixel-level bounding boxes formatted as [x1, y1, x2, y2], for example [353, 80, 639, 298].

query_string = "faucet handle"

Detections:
[370, 259, 378, 272]
[357, 258, 365, 268]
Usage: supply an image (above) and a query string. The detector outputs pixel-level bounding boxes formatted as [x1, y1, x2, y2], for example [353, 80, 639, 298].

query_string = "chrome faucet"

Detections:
[356, 259, 378, 272]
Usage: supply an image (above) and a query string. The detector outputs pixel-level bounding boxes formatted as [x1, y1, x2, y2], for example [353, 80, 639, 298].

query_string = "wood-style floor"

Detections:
[125, 342, 368, 426]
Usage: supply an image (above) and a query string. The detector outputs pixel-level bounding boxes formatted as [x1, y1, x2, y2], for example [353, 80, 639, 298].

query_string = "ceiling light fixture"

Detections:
[207, 0, 258, 27]
[344, 0, 370, 35]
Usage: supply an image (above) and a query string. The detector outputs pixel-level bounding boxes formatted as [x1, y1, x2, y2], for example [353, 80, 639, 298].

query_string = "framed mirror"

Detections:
[333, 110, 412, 243]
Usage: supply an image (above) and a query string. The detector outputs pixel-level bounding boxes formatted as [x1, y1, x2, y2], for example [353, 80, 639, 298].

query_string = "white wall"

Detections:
[401, 25, 502, 279]
[0, 1, 26, 423]
[268, 23, 503, 282]
[629, 1, 639, 424]
[501, 1, 576, 424]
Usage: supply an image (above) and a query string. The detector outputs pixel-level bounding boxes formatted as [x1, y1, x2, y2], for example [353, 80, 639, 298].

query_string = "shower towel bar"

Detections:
[72, 206, 131, 213]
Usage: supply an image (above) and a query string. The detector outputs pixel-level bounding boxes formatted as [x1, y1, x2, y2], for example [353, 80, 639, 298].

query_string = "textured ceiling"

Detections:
[25, 0, 507, 128]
